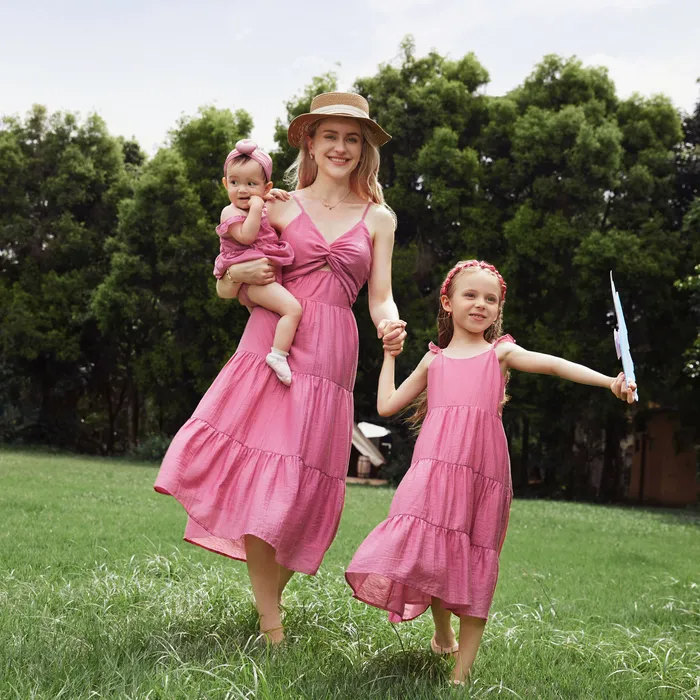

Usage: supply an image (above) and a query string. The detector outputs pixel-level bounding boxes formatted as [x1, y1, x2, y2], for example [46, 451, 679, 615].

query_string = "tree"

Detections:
[170, 105, 253, 220]
[0, 106, 129, 449]
[93, 107, 256, 447]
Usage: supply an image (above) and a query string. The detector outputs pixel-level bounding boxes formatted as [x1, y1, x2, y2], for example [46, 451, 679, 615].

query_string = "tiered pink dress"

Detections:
[346, 336, 515, 620]
[155, 195, 373, 575]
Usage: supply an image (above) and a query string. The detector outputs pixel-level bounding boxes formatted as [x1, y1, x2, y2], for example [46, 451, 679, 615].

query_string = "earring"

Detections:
[310, 154, 314, 160]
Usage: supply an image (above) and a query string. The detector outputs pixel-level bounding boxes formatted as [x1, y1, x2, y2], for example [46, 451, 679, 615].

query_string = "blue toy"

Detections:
[610, 272, 638, 402]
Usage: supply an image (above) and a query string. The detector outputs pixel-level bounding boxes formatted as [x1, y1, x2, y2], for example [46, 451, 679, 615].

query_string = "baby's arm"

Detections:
[377, 351, 434, 417]
[219, 198, 264, 246]
[498, 342, 637, 402]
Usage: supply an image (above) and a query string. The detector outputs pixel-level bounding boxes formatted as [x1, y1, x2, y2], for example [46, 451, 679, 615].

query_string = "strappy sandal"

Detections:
[430, 637, 459, 655]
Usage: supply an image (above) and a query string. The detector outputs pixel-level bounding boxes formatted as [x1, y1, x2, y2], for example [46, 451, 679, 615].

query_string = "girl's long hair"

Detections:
[284, 118, 387, 206]
[405, 262, 507, 432]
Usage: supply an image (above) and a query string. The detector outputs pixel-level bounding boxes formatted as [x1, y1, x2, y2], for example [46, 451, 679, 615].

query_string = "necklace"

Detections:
[311, 188, 352, 211]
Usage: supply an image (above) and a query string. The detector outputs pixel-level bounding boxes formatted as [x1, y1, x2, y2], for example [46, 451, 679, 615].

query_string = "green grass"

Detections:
[1, 448, 698, 699]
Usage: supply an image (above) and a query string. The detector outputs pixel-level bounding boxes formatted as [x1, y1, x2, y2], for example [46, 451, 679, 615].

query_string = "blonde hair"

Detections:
[406, 262, 508, 432]
[284, 118, 386, 206]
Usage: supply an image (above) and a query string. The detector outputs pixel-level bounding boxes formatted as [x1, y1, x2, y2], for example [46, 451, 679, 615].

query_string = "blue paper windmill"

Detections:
[610, 272, 638, 402]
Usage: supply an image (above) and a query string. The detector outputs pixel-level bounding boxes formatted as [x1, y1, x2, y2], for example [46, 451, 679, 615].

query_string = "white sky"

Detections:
[1, 0, 698, 154]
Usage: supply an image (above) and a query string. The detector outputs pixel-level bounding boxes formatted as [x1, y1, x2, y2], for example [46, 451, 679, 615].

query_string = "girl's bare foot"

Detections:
[431, 635, 459, 655]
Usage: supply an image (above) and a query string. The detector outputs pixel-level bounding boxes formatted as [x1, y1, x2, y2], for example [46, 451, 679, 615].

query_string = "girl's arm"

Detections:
[367, 206, 406, 355]
[377, 351, 433, 417]
[499, 343, 637, 402]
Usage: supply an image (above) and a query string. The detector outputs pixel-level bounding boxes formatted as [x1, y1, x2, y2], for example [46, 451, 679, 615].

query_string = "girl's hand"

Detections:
[227, 258, 277, 286]
[610, 372, 637, 404]
[265, 188, 291, 202]
[378, 319, 407, 357]
[248, 194, 265, 209]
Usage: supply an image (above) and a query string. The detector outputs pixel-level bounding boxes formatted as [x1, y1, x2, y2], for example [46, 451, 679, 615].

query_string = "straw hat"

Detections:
[287, 92, 391, 148]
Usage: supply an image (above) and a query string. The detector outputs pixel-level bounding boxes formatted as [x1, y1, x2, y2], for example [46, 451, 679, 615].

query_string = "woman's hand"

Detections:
[610, 372, 637, 404]
[265, 188, 291, 202]
[228, 258, 277, 286]
[378, 319, 407, 357]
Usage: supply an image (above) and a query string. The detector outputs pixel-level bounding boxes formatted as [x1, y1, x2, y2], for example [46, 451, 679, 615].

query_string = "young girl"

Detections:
[345, 259, 637, 685]
[215, 139, 301, 385]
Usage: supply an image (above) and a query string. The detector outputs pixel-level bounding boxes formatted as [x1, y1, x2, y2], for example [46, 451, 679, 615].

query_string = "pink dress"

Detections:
[346, 336, 515, 621]
[213, 206, 294, 284]
[155, 195, 373, 575]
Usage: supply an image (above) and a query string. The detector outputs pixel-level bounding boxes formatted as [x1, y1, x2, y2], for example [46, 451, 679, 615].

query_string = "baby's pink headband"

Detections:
[223, 139, 272, 182]
[440, 260, 507, 301]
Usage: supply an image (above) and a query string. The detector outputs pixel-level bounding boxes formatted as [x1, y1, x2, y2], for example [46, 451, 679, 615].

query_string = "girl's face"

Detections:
[222, 159, 271, 210]
[442, 268, 502, 335]
[307, 117, 364, 181]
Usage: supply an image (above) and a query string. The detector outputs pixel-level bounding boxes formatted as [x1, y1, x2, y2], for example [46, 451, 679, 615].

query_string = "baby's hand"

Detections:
[265, 188, 291, 202]
[248, 195, 265, 209]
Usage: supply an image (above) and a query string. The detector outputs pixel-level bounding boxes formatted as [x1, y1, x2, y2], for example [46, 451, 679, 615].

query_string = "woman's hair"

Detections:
[406, 260, 508, 431]
[284, 118, 386, 206]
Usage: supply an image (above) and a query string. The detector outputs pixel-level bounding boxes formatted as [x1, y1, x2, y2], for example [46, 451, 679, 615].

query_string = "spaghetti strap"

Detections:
[291, 192, 306, 212]
[493, 334, 516, 347]
[361, 201, 372, 221]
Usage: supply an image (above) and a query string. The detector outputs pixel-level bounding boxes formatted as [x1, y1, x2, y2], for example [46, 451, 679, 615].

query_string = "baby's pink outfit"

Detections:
[213, 206, 294, 288]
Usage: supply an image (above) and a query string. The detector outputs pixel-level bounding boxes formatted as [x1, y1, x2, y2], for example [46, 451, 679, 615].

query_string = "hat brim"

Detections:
[287, 112, 391, 148]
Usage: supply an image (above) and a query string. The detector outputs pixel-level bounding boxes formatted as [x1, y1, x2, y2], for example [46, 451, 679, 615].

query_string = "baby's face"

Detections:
[222, 159, 269, 209]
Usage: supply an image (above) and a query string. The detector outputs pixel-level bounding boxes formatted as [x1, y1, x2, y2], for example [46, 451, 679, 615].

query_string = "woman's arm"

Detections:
[367, 206, 406, 354]
[377, 351, 432, 417]
[499, 343, 638, 402]
[215, 258, 277, 299]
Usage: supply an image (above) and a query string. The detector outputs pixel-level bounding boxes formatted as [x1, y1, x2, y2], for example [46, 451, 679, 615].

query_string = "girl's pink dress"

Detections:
[213, 206, 294, 285]
[155, 195, 373, 575]
[346, 336, 515, 620]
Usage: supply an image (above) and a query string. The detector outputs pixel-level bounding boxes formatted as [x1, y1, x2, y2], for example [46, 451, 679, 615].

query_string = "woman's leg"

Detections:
[245, 535, 284, 644]
[452, 615, 486, 684]
[430, 598, 458, 651]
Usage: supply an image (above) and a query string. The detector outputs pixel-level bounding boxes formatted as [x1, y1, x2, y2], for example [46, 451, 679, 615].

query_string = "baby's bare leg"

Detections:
[246, 282, 302, 353]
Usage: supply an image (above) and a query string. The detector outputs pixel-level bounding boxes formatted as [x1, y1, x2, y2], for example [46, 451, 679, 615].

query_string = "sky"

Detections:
[1, 0, 698, 154]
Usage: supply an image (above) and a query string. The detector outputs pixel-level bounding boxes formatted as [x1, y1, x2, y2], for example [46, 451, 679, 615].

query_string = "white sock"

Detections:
[266, 347, 292, 385]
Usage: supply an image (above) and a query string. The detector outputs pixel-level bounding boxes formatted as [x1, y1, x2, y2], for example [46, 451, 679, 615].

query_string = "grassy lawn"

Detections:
[1, 448, 698, 699]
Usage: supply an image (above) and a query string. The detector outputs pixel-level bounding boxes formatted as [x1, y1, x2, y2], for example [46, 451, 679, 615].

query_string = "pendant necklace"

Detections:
[314, 188, 351, 211]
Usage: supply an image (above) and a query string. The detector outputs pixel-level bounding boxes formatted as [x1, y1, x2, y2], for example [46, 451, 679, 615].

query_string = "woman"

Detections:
[155, 92, 406, 644]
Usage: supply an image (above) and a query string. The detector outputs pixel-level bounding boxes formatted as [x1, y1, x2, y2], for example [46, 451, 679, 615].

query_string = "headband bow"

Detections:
[223, 139, 272, 182]
[440, 260, 507, 301]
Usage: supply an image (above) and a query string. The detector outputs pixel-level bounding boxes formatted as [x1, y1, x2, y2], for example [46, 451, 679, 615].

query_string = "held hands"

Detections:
[378, 319, 407, 357]
[610, 372, 638, 404]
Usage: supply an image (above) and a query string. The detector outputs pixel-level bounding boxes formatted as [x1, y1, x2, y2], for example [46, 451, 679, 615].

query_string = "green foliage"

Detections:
[170, 105, 253, 218]
[0, 46, 698, 502]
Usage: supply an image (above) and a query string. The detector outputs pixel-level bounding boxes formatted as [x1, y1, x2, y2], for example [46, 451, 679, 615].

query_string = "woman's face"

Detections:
[307, 117, 364, 181]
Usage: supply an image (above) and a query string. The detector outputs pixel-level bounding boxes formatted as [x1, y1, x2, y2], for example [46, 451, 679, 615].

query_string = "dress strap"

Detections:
[361, 201, 372, 221]
[428, 342, 441, 354]
[290, 192, 306, 213]
[493, 334, 516, 346]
